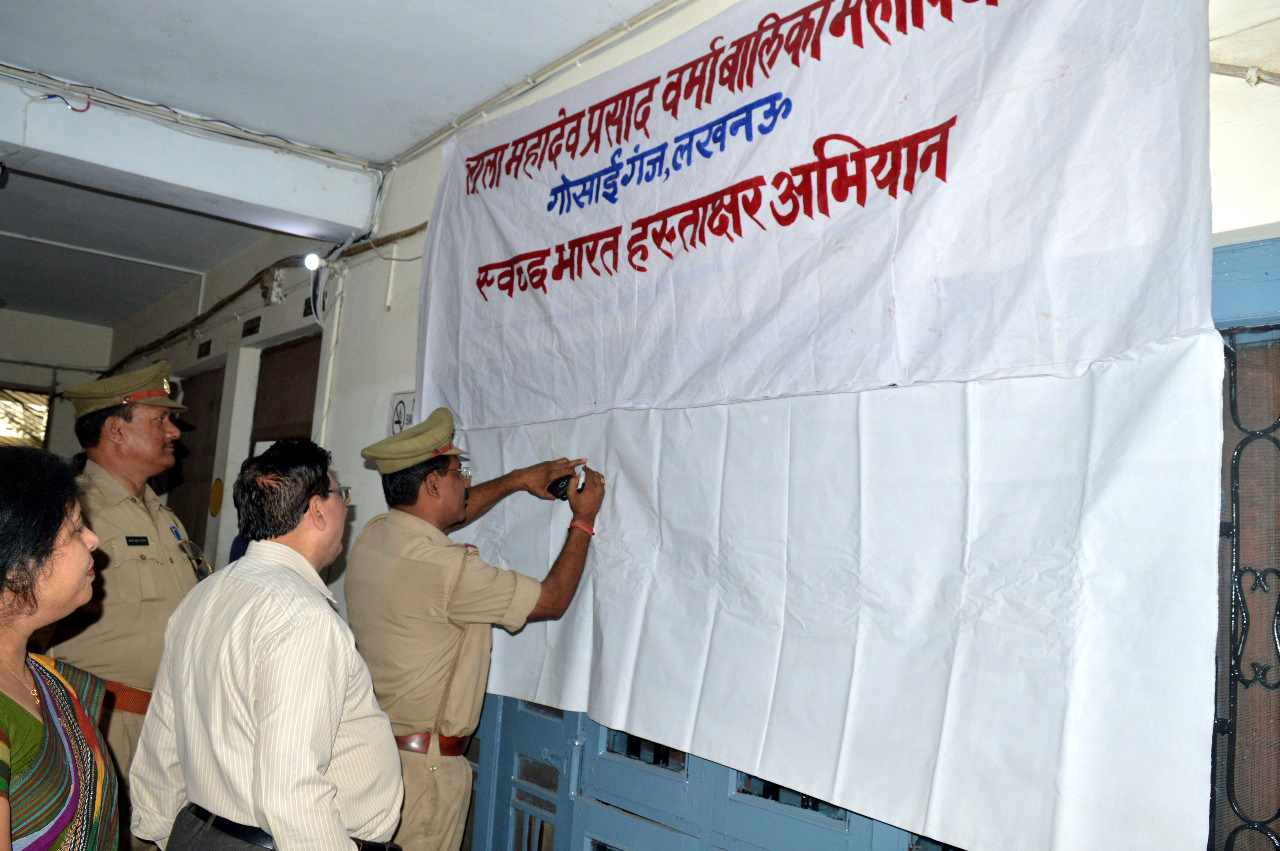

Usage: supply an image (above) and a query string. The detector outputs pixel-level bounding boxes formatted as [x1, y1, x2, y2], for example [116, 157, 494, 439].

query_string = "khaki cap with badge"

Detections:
[64, 360, 187, 417]
[361, 407, 466, 474]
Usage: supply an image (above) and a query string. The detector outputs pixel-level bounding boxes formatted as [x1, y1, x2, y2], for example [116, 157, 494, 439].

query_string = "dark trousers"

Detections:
[167, 806, 264, 850]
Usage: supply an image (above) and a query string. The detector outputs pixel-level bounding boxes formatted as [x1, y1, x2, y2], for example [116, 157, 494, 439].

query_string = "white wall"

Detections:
[0, 309, 113, 458]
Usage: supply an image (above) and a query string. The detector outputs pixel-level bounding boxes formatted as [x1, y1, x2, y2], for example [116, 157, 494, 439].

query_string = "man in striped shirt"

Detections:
[131, 439, 403, 850]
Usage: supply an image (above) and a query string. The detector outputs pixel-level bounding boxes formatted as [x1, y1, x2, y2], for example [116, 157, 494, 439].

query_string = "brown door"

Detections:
[252, 333, 323, 445]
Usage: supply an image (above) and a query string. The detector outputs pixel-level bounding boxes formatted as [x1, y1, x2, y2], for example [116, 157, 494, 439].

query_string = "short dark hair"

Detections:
[233, 440, 332, 541]
[73, 403, 135, 449]
[381, 456, 451, 507]
[0, 447, 79, 617]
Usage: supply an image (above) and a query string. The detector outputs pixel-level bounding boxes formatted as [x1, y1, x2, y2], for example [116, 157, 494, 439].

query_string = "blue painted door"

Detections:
[479, 696, 585, 851]
[480, 696, 938, 850]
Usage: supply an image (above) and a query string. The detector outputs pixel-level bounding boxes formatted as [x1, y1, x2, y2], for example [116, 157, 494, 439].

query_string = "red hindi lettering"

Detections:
[496, 263, 516, 299]
[475, 265, 499, 301]
[865, 0, 898, 45]
[514, 250, 551, 295]
[827, 0, 867, 48]
[543, 110, 584, 172]
[902, 115, 956, 192]
[717, 31, 760, 94]
[483, 147, 507, 192]
[595, 228, 622, 276]
[586, 78, 661, 157]
[673, 197, 713, 254]
[618, 79, 660, 145]
[630, 80, 661, 141]
[627, 214, 679, 272]
[476, 249, 551, 301]
[771, 133, 867, 225]
[780, 0, 834, 67]
[551, 227, 623, 282]
[504, 137, 531, 180]
[465, 144, 508, 195]
[916, 114, 957, 185]
[626, 218, 654, 272]
[708, 177, 768, 241]
[925, 0, 951, 23]
[580, 106, 608, 159]
[465, 157, 484, 195]
[754, 13, 789, 78]
[661, 40, 724, 121]
[866, 140, 904, 198]
[552, 240, 584, 282]
[561, 112, 585, 162]
[771, 165, 817, 226]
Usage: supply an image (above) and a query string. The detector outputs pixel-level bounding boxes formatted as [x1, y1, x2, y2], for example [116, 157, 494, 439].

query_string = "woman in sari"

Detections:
[0, 446, 117, 850]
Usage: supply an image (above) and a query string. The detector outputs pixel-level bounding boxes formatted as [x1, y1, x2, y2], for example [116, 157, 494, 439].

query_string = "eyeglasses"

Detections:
[322, 485, 353, 506]
[456, 465, 473, 481]
[178, 540, 213, 581]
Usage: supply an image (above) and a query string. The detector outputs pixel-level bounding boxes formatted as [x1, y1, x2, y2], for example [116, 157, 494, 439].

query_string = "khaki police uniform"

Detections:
[347, 512, 540, 851]
[50, 461, 199, 839]
[347, 408, 543, 851]
[49, 361, 198, 851]
[50, 460, 197, 689]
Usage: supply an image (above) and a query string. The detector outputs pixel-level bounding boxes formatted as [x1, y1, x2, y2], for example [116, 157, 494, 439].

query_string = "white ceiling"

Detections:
[0, 0, 1277, 329]
[0, 171, 268, 325]
[0, 0, 664, 164]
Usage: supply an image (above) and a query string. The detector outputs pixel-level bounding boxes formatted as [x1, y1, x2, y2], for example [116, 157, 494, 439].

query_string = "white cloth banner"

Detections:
[417, 0, 1219, 847]
[464, 330, 1221, 851]
[421, 0, 1210, 430]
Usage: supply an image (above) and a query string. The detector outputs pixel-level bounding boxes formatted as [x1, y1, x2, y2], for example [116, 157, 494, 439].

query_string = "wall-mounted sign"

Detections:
[388, 391, 416, 436]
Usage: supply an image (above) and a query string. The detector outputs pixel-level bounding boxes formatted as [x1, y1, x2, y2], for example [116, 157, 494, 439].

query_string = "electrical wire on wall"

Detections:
[37, 92, 91, 112]
[0, 357, 102, 373]
[313, 266, 348, 449]
[1211, 62, 1280, 88]
[367, 242, 423, 263]
[308, 235, 354, 330]
[0, 63, 372, 170]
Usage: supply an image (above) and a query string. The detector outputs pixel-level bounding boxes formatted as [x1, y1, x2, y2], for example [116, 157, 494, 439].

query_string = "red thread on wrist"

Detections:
[570, 520, 595, 537]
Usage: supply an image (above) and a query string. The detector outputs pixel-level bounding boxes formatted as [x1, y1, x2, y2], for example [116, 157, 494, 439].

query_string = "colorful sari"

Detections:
[0, 654, 118, 849]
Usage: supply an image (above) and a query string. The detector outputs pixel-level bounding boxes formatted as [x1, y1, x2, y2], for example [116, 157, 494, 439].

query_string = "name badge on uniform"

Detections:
[125, 536, 150, 546]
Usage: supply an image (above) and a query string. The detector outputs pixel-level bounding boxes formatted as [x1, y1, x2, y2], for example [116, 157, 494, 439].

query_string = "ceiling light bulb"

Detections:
[304, 253, 324, 271]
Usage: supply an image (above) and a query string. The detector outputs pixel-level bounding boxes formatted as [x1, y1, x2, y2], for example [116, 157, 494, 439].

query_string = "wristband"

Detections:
[569, 520, 595, 537]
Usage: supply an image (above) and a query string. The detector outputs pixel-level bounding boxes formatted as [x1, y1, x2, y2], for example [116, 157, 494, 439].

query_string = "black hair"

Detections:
[73, 403, 135, 449]
[381, 455, 451, 508]
[233, 439, 332, 541]
[0, 447, 79, 617]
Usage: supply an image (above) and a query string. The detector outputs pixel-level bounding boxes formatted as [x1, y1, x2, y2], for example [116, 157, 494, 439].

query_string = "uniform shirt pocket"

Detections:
[103, 539, 166, 602]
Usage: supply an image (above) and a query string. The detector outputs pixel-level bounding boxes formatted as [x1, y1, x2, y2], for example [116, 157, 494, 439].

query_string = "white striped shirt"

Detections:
[131, 540, 403, 850]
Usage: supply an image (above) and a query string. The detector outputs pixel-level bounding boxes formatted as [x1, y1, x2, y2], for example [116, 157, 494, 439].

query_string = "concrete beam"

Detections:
[0, 79, 379, 241]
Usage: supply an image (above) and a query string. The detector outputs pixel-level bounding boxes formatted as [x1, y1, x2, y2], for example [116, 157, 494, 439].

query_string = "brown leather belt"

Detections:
[394, 731, 471, 757]
[104, 680, 151, 714]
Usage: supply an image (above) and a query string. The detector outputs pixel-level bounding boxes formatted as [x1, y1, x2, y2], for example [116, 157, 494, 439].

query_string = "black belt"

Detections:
[184, 803, 400, 850]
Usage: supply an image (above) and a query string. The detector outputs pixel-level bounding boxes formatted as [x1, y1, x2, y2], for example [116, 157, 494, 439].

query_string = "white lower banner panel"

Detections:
[460, 328, 1222, 851]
